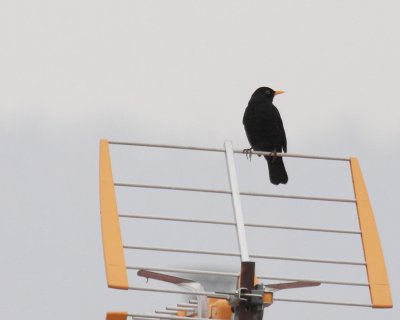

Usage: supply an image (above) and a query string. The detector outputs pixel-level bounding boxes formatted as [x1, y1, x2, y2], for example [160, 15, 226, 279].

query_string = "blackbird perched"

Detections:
[243, 87, 288, 185]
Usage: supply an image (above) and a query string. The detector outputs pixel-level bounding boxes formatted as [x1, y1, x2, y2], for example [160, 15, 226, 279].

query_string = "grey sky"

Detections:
[1, 1, 399, 319]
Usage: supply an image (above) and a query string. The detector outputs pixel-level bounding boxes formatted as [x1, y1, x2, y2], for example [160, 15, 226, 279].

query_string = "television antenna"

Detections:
[99, 139, 392, 320]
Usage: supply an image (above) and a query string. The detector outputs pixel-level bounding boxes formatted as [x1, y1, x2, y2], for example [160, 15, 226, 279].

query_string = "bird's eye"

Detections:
[266, 90, 271, 95]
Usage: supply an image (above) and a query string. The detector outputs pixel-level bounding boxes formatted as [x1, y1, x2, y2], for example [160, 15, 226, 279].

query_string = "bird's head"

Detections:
[251, 87, 285, 101]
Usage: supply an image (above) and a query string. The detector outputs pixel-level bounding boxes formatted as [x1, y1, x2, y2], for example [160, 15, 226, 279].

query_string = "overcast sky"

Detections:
[1, 1, 399, 319]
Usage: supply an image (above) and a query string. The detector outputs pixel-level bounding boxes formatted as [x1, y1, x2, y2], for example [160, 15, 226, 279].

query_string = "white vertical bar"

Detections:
[224, 140, 249, 262]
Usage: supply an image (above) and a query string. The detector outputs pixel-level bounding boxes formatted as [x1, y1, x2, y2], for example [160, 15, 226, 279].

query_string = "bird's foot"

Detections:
[271, 150, 278, 162]
[243, 148, 254, 161]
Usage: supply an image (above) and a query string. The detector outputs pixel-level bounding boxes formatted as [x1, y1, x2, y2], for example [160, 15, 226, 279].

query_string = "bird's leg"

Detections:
[243, 147, 254, 161]
[271, 149, 278, 163]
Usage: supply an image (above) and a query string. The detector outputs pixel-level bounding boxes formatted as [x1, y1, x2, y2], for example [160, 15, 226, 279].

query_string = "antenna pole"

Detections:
[224, 141, 249, 262]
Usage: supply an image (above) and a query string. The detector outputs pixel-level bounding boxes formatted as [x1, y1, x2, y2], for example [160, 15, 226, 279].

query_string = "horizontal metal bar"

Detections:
[128, 265, 237, 277]
[177, 303, 198, 308]
[124, 245, 236, 257]
[166, 307, 196, 311]
[119, 214, 234, 226]
[274, 298, 372, 308]
[258, 275, 369, 287]
[119, 214, 361, 235]
[250, 253, 366, 266]
[234, 149, 350, 162]
[124, 245, 366, 266]
[115, 182, 356, 203]
[109, 141, 224, 153]
[115, 182, 230, 195]
[240, 190, 356, 203]
[128, 313, 223, 320]
[155, 311, 177, 315]
[108, 140, 349, 161]
[127, 265, 369, 287]
[128, 286, 229, 299]
[247, 222, 360, 235]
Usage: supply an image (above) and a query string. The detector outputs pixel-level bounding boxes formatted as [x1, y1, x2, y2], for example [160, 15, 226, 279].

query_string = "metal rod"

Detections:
[115, 182, 356, 203]
[129, 313, 223, 320]
[128, 265, 233, 277]
[250, 253, 366, 266]
[127, 265, 369, 287]
[177, 304, 198, 308]
[119, 213, 361, 235]
[128, 286, 230, 299]
[246, 222, 360, 235]
[108, 140, 349, 161]
[258, 275, 369, 287]
[115, 182, 230, 195]
[155, 311, 177, 315]
[224, 141, 249, 262]
[123, 245, 366, 266]
[166, 307, 196, 311]
[119, 214, 234, 226]
[274, 298, 372, 308]
[123, 245, 237, 257]
[109, 141, 224, 153]
[233, 149, 350, 162]
[240, 190, 355, 203]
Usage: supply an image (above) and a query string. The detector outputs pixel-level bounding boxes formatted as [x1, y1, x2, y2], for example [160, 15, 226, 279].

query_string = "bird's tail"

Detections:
[265, 156, 288, 185]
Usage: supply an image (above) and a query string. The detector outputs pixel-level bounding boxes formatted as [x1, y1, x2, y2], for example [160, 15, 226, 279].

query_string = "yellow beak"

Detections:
[274, 90, 285, 95]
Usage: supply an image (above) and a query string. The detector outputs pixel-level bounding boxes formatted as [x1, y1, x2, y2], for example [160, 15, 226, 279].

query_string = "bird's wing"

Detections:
[276, 109, 287, 153]
[242, 106, 259, 148]
[281, 122, 287, 153]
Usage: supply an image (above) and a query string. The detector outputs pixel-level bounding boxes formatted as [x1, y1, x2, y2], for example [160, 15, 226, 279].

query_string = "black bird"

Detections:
[243, 87, 288, 185]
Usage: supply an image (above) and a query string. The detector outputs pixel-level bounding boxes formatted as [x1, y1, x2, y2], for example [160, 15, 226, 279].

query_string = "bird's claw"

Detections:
[243, 148, 254, 161]
[271, 150, 278, 162]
